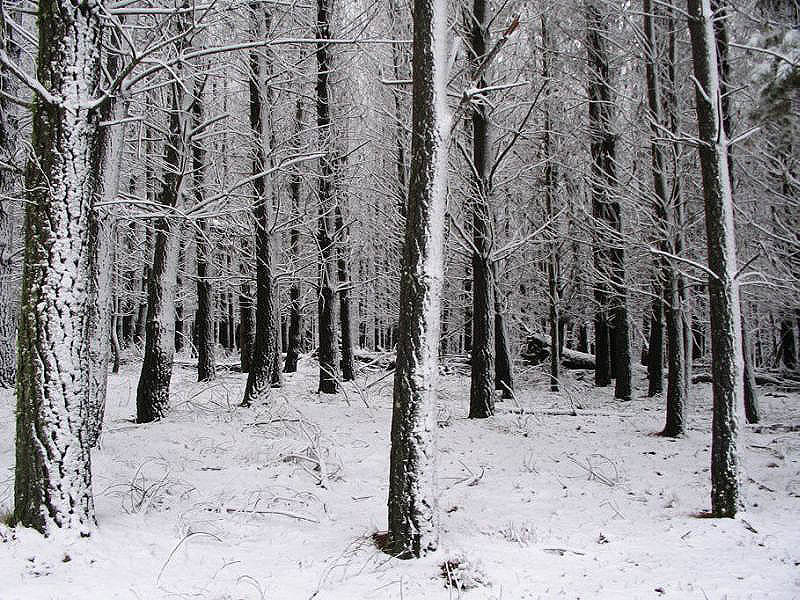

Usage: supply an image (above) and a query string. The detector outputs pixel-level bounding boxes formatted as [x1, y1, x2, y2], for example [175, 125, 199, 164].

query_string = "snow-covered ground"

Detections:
[1, 356, 798, 599]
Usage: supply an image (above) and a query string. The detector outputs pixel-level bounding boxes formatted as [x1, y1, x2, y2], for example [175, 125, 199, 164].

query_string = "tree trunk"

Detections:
[14, 0, 103, 534]
[284, 98, 304, 373]
[242, 6, 279, 406]
[742, 315, 759, 424]
[193, 98, 216, 383]
[467, 0, 495, 419]
[239, 253, 255, 373]
[316, 0, 339, 394]
[586, 1, 632, 398]
[687, 0, 742, 517]
[647, 295, 664, 397]
[136, 68, 191, 423]
[335, 202, 356, 381]
[493, 265, 514, 399]
[0, 11, 19, 388]
[387, 0, 448, 558]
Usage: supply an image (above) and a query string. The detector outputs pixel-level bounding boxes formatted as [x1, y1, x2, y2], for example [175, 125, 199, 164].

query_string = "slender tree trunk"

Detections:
[136, 63, 191, 422]
[193, 98, 216, 383]
[493, 265, 513, 398]
[542, 15, 560, 394]
[467, 0, 495, 418]
[14, 0, 103, 534]
[387, 0, 449, 558]
[316, 0, 339, 393]
[335, 202, 356, 381]
[239, 242, 255, 373]
[285, 104, 304, 373]
[647, 294, 664, 396]
[742, 315, 759, 424]
[586, 1, 632, 398]
[687, 0, 742, 517]
[242, 6, 279, 406]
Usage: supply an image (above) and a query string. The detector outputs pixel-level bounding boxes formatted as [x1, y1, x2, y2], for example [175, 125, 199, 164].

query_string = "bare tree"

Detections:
[387, 0, 449, 558]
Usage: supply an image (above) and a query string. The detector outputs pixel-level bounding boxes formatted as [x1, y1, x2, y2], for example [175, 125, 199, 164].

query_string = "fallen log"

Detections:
[522, 333, 596, 370]
[691, 371, 786, 386]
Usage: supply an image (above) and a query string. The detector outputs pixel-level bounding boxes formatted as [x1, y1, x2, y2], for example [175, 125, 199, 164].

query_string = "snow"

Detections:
[1, 358, 799, 598]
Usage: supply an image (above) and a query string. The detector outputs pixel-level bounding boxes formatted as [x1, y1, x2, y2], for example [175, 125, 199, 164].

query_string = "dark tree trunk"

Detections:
[136, 77, 187, 424]
[193, 100, 216, 383]
[466, 0, 495, 419]
[542, 15, 560, 394]
[335, 203, 356, 381]
[586, 1, 632, 398]
[316, 0, 339, 394]
[780, 318, 797, 369]
[239, 273, 255, 373]
[14, 0, 103, 534]
[688, 0, 742, 517]
[387, 0, 448, 558]
[174, 238, 185, 353]
[647, 295, 664, 397]
[285, 99, 304, 373]
[493, 265, 514, 399]
[242, 6, 279, 406]
[741, 315, 759, 424]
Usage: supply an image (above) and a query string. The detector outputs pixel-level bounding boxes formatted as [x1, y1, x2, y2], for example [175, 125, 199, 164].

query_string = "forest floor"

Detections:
[1, 355, 799, 600]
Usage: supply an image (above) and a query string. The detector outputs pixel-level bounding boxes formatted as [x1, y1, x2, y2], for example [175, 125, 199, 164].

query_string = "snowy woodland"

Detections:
[0, 0, 798, 597]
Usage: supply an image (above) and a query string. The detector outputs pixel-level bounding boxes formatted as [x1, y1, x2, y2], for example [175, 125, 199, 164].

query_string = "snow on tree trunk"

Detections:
[193, 99, 216, 383]
[335, 202, 356, 381]
[87, 90, 129, 447]
[0, 10, 19, 388]
[467, 0, 495, 419]
[285, 100, 304, 374]
[242, 6, 280, 406]
[687, 0, 743, 517]
[14, 0, 104, 534]
[316, 0, 339, 394]
[136, 79, 190, 423]
[586, 1, 633, 399]
[387, 0, 449, 558]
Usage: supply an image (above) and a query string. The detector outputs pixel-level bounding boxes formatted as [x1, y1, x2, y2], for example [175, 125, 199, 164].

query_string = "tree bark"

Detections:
[316, 0, 339, 394]
[136, 58, 191, 423]
[193, 98, 216, 383]
[387, 0, 449, 558]
[14, 0, 103, 534]
[242, 5, 279, 406]
[467, 0, 495, 419]
[285, 103, 304, 373]
[335, 202, 356, 381]
[0, 11, 19, 388]
[687, 0, 742, 517]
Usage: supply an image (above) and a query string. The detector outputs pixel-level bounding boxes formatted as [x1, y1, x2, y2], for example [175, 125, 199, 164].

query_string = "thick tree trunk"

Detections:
[467, 0, 495, 418]
[0, 12, 19, 388]
[387, 0, 448, 558]
[687, 0, 742, 517]
[316, 0, 339, 394]
[780, 318, 797, 369]
[14, 0, 103, 534]
[242, 7, 279, 406]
